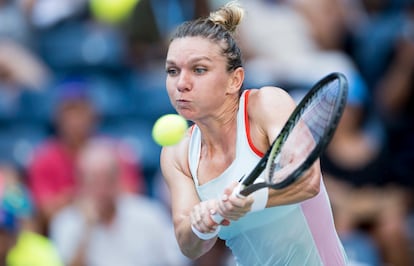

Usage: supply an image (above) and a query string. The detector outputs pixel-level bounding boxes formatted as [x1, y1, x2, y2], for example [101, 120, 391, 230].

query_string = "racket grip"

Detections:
[210, 183, 245, 224]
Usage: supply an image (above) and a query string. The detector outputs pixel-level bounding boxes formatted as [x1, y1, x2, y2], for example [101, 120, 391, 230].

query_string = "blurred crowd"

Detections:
[0, 0, 413, 265]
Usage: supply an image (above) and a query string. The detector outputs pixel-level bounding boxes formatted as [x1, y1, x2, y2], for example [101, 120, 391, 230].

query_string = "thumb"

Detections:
[224, 181, 239, 195]
[221, 181, 240, 202]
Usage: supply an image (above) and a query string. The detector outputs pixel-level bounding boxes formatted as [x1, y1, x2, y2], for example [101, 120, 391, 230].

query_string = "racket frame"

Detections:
[238, 72, 348, 196]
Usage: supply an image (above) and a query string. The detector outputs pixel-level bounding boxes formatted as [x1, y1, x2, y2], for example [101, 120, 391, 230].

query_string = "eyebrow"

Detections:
[166, 56, 213, 66]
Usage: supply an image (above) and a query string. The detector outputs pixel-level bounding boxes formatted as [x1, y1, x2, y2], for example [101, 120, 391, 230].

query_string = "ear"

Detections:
[226, 67, 244, 94]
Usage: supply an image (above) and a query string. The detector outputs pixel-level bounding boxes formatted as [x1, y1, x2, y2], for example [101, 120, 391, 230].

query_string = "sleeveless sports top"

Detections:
[188, 90, 348, 266]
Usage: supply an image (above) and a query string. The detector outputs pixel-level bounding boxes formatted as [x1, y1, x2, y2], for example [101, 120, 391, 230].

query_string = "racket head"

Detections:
[266, 72, 348, 189]
[239, 72, 348, 196]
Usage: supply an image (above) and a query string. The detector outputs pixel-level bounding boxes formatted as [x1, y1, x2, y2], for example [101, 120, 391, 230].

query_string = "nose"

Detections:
[177, 70, 191, 92]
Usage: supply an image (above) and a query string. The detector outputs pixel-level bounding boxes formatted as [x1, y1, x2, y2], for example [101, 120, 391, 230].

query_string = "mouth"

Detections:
[177, 99, 190, 103]
[176, 99, 191, 109]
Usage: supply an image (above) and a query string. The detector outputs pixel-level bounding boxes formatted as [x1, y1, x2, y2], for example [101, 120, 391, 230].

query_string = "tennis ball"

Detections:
[152, 114, 188, 146]
[90, 0, 140, 24]
[7, 231, 63, 266]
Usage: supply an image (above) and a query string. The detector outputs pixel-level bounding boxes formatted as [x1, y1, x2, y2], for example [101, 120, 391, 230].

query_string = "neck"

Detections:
[195, 99, 240, 160]
[62, 137, 87, 156]
[99, 201, 116, 225]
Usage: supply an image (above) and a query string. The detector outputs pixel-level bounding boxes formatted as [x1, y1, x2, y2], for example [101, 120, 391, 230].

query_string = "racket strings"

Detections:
[302, 81, 340, 141]
[266, 78, 343, 185]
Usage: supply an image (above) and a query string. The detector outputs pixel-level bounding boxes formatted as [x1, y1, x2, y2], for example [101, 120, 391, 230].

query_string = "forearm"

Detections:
[161, 146, 218, 258]
[266, 164, 321, 207]
[267, 185, 318, 206]
[174, 215, 217, 259]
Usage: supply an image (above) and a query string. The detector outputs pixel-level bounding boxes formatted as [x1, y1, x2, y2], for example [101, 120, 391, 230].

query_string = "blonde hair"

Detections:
[170, 1, 245, 72]
[208, 1, 244, 33]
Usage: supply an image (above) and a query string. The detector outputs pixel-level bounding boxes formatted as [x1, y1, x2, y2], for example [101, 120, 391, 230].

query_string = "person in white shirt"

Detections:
[50, 138, 188, 266]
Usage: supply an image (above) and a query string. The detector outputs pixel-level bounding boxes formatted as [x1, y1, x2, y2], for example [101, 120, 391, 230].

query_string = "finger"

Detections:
[222, 181, 239, 197]
[201, 212, 220, 232]
[217, 205, 249, 221]
[190, 210, 200, 228]
[219, 194, 252, 215]
[192, 212, 217, 233]
[228, 194, 254, 209]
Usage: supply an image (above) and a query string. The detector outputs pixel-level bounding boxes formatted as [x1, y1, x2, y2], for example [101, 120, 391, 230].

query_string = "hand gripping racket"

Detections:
[193, 72, 348, 240]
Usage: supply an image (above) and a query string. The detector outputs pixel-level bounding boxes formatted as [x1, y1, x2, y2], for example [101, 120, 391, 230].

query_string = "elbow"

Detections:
[179, 241, 211, 260]
[180, 246, 197, 260]
[307, 181, 320, 198]
[181, 247, 203, 260]
[305, 169, 321, 198]
[176, 232, 212, 260]
[176, 236, 197, 259]
[176, 232, 197, 259]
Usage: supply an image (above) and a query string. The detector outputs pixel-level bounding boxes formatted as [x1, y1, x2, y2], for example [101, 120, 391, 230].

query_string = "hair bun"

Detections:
[208, 1, 244, 33]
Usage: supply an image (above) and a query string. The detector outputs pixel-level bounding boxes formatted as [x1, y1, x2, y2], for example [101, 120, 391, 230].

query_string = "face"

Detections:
[165, 37, 242, 121]
[83, 166, 118, 201]
[79, 152, 119, 208]
[57, 100, 96, 143]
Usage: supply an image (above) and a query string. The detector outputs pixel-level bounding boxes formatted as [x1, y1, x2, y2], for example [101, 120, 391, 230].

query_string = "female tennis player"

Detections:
[161, 2, 347, 265]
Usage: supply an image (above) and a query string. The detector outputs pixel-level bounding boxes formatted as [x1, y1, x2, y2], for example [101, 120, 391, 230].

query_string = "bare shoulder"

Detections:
[160, 128, 192, 183]
[245, 87, 297, 152]
[247, 87, 296, 118]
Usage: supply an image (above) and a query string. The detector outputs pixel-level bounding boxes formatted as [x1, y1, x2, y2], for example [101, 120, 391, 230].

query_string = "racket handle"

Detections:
[210, 183, 245, 224]
[211, 183, 267, 224]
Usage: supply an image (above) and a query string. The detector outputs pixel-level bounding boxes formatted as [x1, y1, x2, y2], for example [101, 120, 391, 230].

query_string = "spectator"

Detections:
[0, 199, 16, 266]
[28, 0, 88, 30]
[0, 163, 63, 266]
[27, 80, 144, 234]
[50, 138, 188, 266]
[0, 39, 50, 124]
[237, 0, 361, 89]
[123, 0, 210, 70]
[0, 208, 16, 266]
[306, 0, 414, 265]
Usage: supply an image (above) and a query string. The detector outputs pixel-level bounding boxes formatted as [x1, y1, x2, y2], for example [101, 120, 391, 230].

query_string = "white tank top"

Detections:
[188, 90, 347, 266]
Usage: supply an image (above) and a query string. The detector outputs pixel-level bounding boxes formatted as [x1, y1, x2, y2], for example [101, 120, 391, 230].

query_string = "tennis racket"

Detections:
[236, 72, 348, 195]
[193, 72, 348, 240]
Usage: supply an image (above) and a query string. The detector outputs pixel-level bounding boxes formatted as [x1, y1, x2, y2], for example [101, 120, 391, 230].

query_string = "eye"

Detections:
[194, 67, 207, 74]
[166, 68, 179, 76]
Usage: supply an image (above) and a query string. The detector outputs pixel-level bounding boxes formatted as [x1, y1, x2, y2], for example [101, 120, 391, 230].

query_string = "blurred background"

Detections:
[0, 0, 413, 265]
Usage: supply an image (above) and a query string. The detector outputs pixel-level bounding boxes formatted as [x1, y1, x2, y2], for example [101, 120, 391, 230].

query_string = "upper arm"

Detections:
[247, 87, 297, 152]
[160, 138, 200, 232]
[248, 87, 322, 205]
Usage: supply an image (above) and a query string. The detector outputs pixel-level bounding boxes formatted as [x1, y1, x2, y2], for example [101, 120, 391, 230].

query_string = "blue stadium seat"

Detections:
[37, 21, 127, 71]
[341, 232, 381, 266]
[87, 73, 136, 118]
[0, 122, 49, 168]
[131, 87, 175, 122]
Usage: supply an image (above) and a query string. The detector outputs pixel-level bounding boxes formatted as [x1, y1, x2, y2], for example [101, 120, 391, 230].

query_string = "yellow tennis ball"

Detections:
[90, 0, 140, 24]
[7, 231, 63, 266]
[152, 114, 188, 146]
